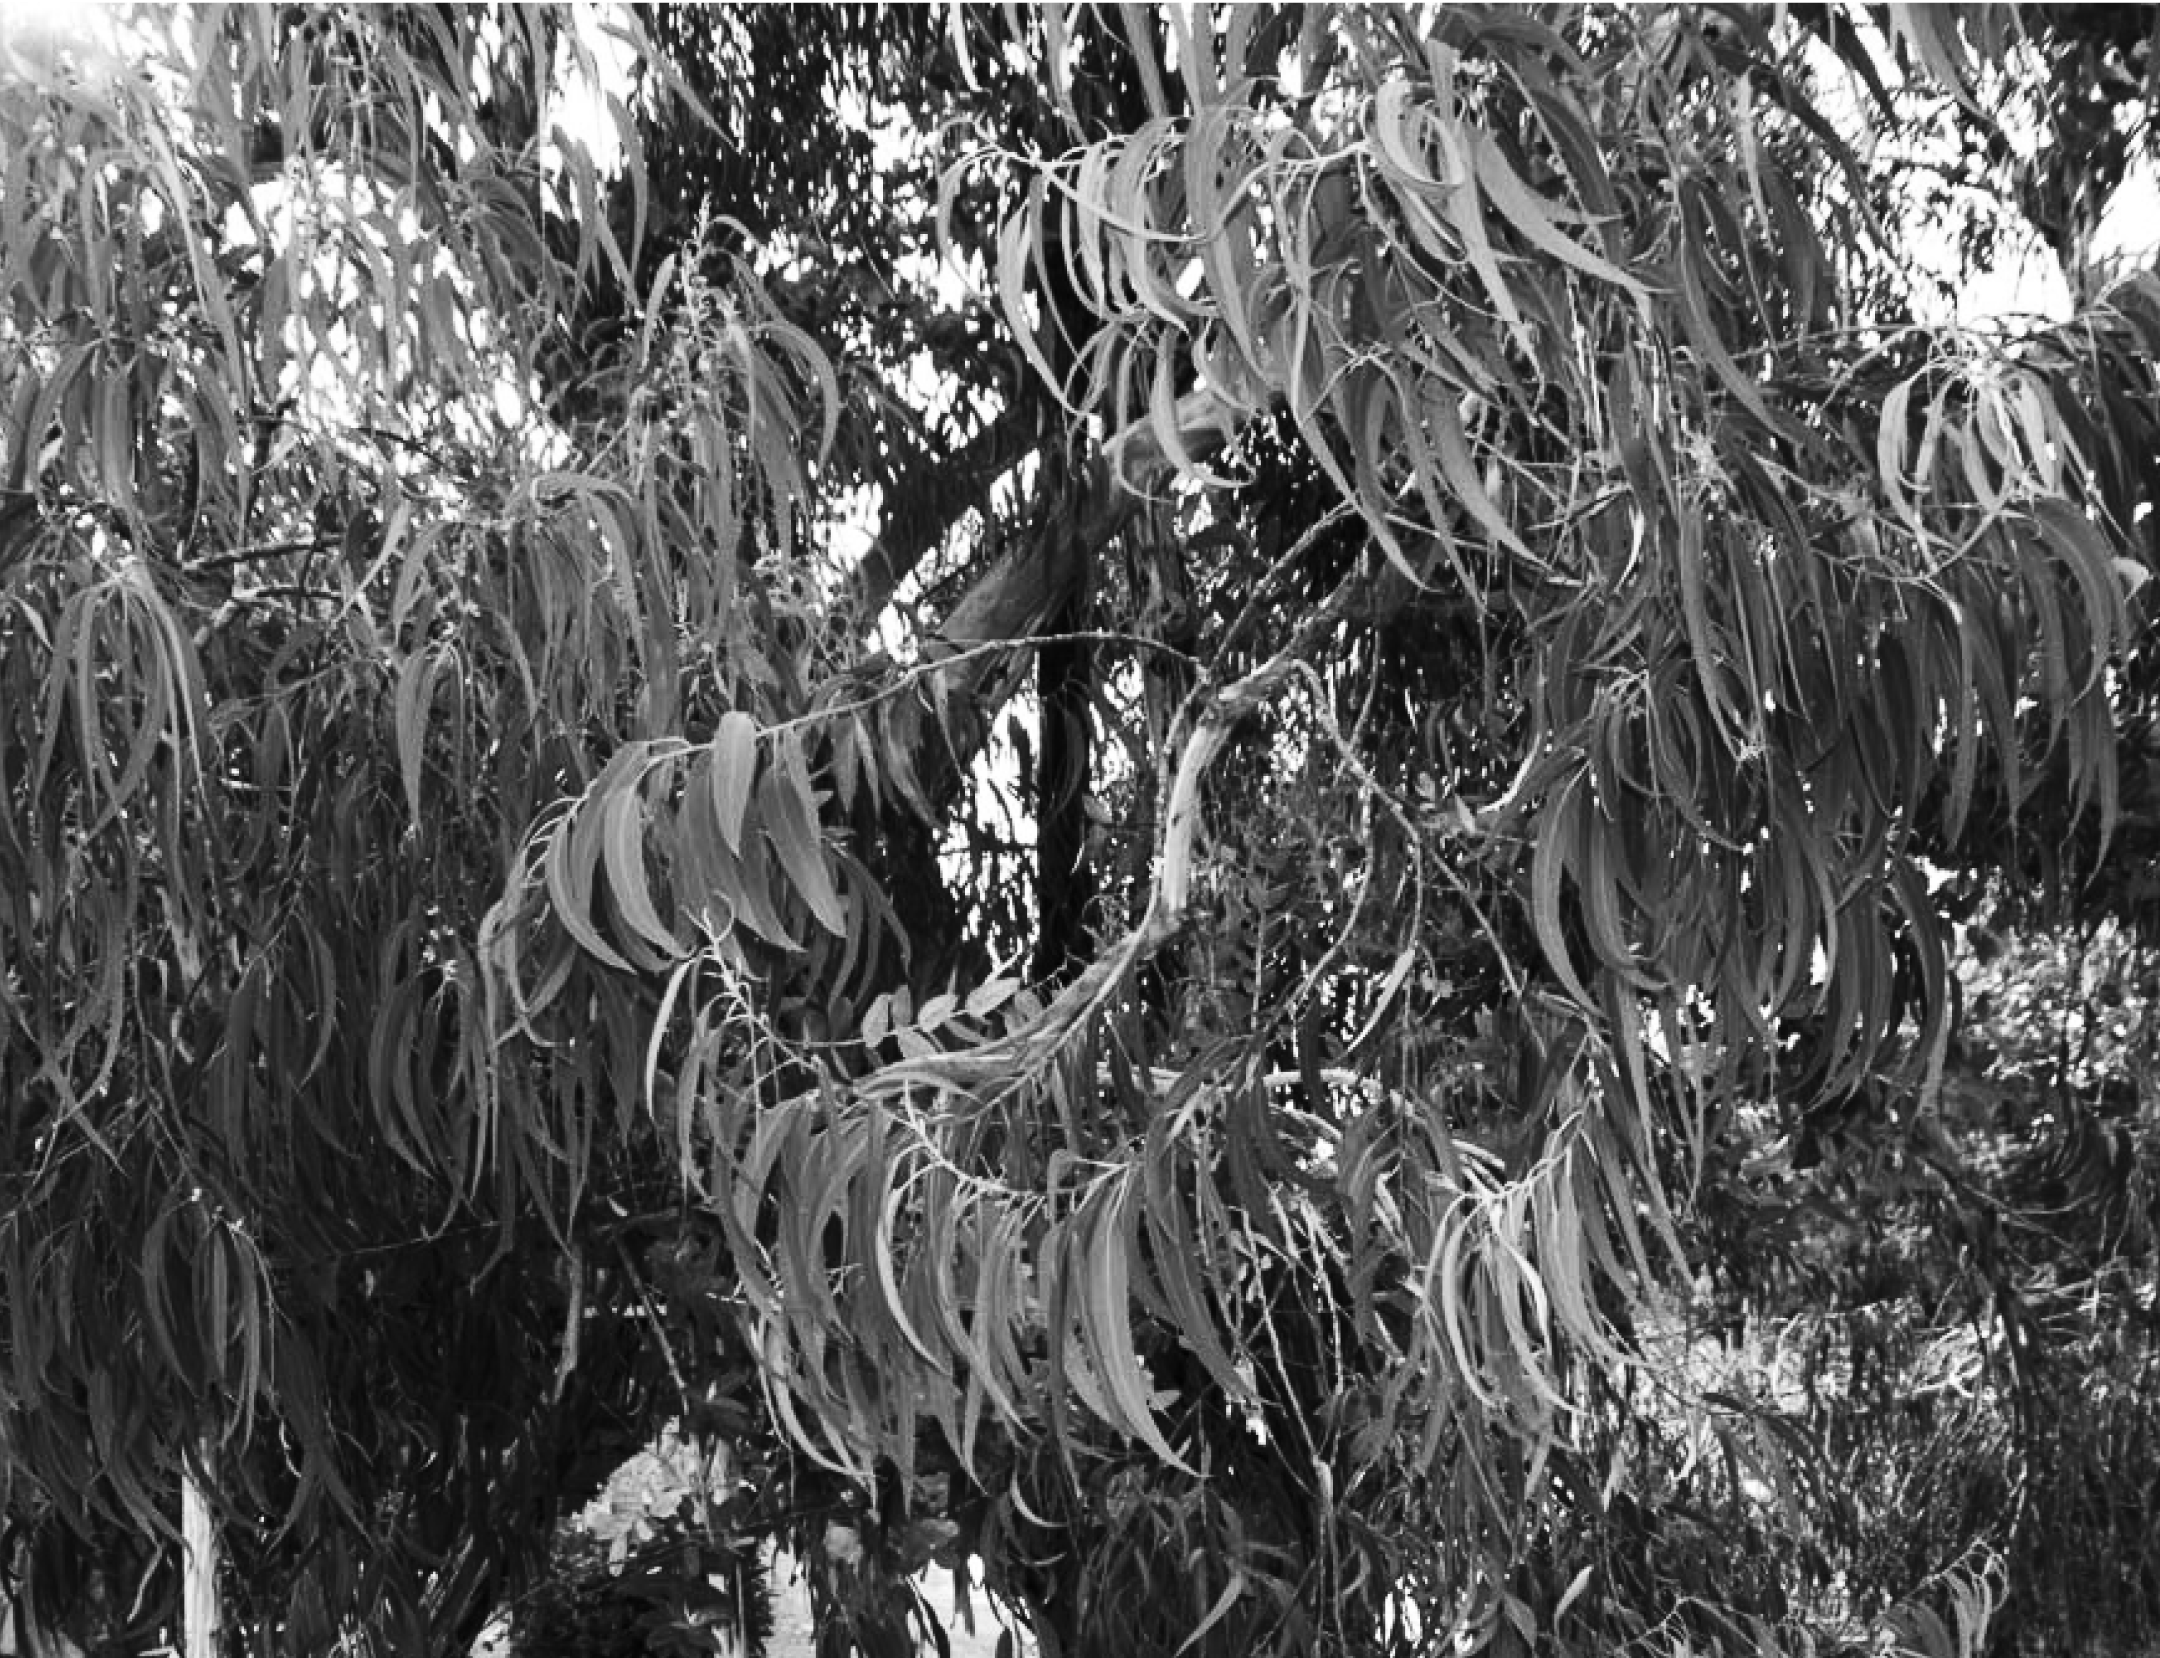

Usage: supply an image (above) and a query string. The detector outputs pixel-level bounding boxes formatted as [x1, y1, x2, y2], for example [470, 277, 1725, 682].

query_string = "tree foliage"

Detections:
[6, 6, 2160, 1657]
[0, 7, 821, 1645]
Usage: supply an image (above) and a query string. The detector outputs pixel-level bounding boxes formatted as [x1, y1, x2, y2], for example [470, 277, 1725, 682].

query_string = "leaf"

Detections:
[1426, 382, 1531, 563]
[999, 189, 1066, 402]
[1530, 776, 1596, 1008]
[1888, 4, 1982, 113]
[1469, 129, 1648, 304]
[1142, 1118, 1250, 1403]
[726, 830, 804, 951]
[758, 735, 847, 937]
[1436, 117, 1531, 355]
[1878, 375, 1916, 526]
[1554, 1563, 1595, 1624]
[964, 977, 1019, 1020]
[709, 709, 760, 852]
[861, 992, 893, 1049]
[97, 368, 134, 519]
[1176, 1573, 1248, 1656]
[1076, 1181, 1192, 1471]
[762, 316, 840, 467]
[393, 649, 437, 826]
[545, 759, 636, 974]
[2031, 498, 2126, 695]
[1675, 503, 1749, 748]
[1672, 189, 1775, 428]
[600, 775, 684, 962]
[874, 1177, 941, 1365]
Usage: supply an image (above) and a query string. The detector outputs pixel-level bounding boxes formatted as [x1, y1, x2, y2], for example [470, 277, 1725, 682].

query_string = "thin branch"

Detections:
[185, 537, 334, 574]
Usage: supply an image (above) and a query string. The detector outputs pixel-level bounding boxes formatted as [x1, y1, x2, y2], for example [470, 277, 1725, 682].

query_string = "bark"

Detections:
[182, 1444, 220, 1658]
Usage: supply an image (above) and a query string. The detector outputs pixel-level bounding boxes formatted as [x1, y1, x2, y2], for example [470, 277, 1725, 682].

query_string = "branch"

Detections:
[897, 389, 1240, 807]
[861, 648, 1303, 1102]
[896, 470, 1124, 817]
[831, 399, 1043, 643]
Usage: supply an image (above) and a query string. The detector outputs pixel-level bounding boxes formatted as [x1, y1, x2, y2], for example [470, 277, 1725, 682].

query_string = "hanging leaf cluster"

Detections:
[0, 7, 838, 1644]
[541, 8, 2152, 1652]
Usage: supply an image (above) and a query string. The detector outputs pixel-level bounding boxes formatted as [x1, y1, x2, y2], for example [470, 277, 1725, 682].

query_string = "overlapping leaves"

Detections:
[0, 7, 833, 1646]
[5, 6, 2153, 1657]
[558, 7, 2146, 1653]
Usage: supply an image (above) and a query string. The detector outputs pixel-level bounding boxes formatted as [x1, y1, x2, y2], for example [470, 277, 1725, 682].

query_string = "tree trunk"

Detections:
[182, 1442, 220, 1658]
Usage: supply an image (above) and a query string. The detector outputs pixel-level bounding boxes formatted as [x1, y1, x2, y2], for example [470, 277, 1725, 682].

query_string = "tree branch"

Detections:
[832, 399, 1043, 644]
[909, 391, 1236, 804]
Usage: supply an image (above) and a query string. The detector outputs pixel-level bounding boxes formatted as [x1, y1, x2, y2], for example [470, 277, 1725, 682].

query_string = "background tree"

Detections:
[8, 7, 2160, 1658]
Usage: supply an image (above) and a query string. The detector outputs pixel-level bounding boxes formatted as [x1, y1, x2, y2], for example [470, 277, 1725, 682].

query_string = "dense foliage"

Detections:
[6, 6, 2160, 1656]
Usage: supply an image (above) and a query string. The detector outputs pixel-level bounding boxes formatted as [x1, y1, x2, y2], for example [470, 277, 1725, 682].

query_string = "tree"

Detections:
[0, 8, 796, 1647]
[5, 6, 2160, 1657]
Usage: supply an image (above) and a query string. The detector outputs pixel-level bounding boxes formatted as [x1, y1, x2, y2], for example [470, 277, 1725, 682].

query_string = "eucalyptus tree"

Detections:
[534, 6, 2160, 1656]
[5, 6, 2160, 1658]
[0, 7, 829, 1648]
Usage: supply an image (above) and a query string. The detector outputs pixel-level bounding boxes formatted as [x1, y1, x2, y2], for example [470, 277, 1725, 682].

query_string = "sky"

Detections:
[1908, 120, 2160, 328]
